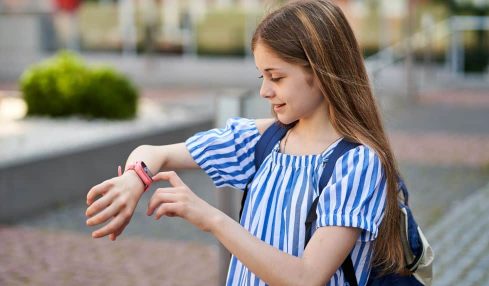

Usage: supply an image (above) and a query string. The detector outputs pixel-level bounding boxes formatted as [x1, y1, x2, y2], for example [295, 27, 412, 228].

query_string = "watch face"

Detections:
[141, 161, 154, 178]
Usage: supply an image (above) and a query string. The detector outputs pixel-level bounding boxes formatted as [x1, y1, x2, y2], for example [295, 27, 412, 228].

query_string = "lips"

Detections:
[273, 103, 286, 112]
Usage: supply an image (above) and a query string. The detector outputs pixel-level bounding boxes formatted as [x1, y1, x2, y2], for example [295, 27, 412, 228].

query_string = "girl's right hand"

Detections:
[85, 171, 145, 241]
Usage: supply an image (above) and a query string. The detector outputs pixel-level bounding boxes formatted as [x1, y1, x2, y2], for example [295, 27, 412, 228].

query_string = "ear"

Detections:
[310, 72, 326, 99]
[303, 65, 315, 87]
[313, 74, 331, 108]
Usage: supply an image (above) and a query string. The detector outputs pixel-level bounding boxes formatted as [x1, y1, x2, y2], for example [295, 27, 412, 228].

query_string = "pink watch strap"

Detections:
[118, 162, 152, 191]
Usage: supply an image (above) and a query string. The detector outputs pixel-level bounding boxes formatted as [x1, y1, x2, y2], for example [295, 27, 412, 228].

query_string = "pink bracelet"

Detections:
[118, 161, 153, 191]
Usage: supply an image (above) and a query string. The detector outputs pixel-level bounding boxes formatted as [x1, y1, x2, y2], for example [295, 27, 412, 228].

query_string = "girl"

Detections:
[85, 1, 404, 285]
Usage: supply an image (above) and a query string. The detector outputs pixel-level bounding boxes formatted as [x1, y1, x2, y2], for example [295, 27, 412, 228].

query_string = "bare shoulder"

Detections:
[254, 118, 276, 135]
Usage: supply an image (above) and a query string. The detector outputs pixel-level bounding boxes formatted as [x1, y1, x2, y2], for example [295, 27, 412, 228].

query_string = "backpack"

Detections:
[239, 122, 434, 286]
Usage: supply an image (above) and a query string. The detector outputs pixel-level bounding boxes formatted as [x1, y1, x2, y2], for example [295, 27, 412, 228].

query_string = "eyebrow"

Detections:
[255, 67, 282, 72]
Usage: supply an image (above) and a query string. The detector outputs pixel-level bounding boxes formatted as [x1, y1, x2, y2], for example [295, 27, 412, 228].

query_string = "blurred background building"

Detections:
[0, 0, 438, 55]
[0, 0, 487, 79]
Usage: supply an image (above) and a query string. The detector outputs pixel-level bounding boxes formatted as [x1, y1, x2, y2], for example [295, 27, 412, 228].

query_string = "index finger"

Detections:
[86, 180, 113, 205]
[152, 171, 185, 187]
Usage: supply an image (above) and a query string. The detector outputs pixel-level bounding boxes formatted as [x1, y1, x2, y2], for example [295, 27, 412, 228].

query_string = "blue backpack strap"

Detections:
[304, 139, 361, 246]
[304, 139, 360, 286]
[398, 177, 409, 205]
[254, 121, 293, 169]
[239, 121, 294, 221]
[343, 177, 418, 286]
[397, 177, 424, 272]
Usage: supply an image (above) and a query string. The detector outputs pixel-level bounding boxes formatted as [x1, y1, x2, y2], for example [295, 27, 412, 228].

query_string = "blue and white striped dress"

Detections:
[185, 117, 387, 286]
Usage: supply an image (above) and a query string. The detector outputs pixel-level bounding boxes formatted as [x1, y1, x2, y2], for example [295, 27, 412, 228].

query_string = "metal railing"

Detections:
[365, 17, 451, 76]
[364, 15, 489, 100]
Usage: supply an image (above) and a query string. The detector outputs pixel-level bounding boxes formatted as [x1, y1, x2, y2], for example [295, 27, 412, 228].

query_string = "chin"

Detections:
[270, 107, 298, 125]
[273, 114, 296, 125]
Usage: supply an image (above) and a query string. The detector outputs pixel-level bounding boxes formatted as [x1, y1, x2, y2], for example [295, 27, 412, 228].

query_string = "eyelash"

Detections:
[258, 75, 282, 82]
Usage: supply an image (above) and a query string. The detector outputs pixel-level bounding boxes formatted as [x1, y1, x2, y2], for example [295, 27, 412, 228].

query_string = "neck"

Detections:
[280, 105, 341, 156]
[293, 108, 340, 143]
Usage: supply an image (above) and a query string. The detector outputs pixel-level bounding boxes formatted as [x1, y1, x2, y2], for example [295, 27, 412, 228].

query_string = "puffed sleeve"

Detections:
[315, 145, 387, 242]
[185, 117, 260, 190]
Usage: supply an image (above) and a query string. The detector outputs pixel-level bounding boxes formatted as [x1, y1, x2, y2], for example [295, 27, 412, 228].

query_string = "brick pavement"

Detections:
[0, 226, 219, 286]
[390, 131, 489, 167]
[419, 89, 489, 108]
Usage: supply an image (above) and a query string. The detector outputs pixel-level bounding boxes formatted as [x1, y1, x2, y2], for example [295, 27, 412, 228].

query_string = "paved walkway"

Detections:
[1, 62, 488, 285]
[0, 226, 219, 286]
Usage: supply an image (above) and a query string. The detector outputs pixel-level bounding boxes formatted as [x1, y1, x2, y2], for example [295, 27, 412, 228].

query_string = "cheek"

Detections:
[287, 83, 323, 111]
[297, 97, 322, 113]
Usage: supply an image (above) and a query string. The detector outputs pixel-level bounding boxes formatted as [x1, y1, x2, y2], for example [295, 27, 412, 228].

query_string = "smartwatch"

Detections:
[118, 161, 154, 191]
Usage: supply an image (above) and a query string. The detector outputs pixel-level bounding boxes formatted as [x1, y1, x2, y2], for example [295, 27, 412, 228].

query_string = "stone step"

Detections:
[426, 187, 488, 242]
[425, 184, 489, 286]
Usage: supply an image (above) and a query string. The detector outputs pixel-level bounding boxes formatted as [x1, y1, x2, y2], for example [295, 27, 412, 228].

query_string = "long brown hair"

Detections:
[252, 0, 405, 275]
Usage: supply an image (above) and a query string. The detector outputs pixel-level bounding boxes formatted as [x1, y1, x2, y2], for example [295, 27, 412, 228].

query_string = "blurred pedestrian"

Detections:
[141, 0, 159, 55]
[53, 0, 80, 50]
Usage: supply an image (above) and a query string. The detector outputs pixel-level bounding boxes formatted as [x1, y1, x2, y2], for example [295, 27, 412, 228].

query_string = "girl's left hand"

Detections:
[147, 171, 219, 232]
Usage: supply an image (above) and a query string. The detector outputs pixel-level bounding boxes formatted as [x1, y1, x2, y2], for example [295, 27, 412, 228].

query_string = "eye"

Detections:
[258, 75, 264, 79]
[270, 77, 282, 82]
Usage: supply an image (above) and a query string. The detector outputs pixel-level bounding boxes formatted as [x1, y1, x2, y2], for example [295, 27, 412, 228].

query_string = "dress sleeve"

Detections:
[185, 117, 260, 190]
[315, 145, 387, 242]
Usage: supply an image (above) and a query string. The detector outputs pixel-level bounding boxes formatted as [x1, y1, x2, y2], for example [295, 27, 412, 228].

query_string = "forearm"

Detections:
[125, 145, 167, 174]
[125, 143, 198, 174]
[145, 172, 359, 284]
[210, 212, 308, 286]
[87, 144, 196, 240]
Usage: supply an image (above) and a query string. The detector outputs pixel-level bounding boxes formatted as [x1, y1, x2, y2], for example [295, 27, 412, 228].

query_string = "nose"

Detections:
[259, 79, 274, 99]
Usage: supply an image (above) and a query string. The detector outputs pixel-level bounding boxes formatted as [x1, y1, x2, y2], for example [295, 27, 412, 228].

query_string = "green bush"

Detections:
[81, 68, 138, 119]
[20, 51, 138, 119]
[20, 51, 89, 117]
